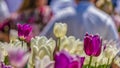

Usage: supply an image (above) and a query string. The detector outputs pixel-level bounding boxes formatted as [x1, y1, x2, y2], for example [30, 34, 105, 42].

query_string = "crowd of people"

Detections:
[0, 0, 120, 42]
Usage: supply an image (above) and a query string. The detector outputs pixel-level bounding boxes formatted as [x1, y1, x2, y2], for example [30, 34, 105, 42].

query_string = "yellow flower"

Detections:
[53, 23, 67, 38]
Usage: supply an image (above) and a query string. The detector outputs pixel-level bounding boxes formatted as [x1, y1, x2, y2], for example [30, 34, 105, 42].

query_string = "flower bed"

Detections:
[0, 23, 119, 68]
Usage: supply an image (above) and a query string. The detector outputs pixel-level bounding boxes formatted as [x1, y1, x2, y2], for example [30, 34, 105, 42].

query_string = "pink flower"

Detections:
[0, 62, 12, 68]
[17, 24, 32, 42]
[84, 33, 102, 57]
[8, 47, 29, 68]
[54, 50, 85, 68]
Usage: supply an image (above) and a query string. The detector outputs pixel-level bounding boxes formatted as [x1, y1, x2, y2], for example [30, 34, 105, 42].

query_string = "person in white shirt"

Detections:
[50, 0, 75, 15]
[41, 0, 119, 41]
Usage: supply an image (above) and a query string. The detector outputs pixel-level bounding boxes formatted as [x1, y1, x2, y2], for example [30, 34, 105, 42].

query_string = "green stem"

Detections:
[106, 58, 110, 68]
[22, 41, 24, 47]
[95, 62, 97, 68]
[57, 37, 60, 51]
[104, 65, 106, 68]
[88, 56, 92, 68]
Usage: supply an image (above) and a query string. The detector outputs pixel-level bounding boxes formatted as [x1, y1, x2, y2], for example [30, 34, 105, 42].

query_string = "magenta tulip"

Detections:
[54, 50, 85, 68]
[0, 62, 12, 68]
[17, 24, 32, 42]
[84, 33, 102, 57]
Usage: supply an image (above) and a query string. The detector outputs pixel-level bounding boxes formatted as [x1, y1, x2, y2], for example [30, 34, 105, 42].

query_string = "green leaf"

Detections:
[4, 56, 10, 65]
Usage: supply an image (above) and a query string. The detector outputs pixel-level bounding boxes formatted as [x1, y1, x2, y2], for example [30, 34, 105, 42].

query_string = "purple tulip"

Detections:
[0, 62, 12, 68]
[8, 47, 29, 68]
[54, 50, 85, 68]
[84, 33, 102, 57]
[17, 24, 32, 42]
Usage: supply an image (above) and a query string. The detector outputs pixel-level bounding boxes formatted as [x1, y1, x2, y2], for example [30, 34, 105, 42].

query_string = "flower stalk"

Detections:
[106, 58, 110, 68]
[57, 37, 61, 51]
[88, 56, 93, 68]
[95, 62, 97, 68]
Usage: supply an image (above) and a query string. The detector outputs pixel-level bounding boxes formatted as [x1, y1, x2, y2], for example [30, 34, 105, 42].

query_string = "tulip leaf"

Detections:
[4, 56, 10, 65]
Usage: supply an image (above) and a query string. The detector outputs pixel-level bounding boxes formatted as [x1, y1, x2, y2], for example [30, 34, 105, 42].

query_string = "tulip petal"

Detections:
[68, 61, 79, 68]
[92, 35, 101, 56]
[54, 51, 71, 68]
[84, 33, 102, 57]
[84, 36, 93, 56]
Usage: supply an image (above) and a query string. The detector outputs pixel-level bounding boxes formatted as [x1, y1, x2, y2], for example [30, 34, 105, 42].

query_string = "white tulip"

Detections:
[53, 23, 67, 38]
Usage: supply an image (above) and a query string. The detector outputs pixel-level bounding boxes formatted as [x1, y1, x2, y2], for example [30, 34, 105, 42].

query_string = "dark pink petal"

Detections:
[55, 53, 70, 68]
[54, 51, 71, 68]
[79, 57, 85, 68]
[1, 62, 12, 68]
[92, 35, 101, 56]
[54, 51, 85, 68]
[17, 24, 24, 37]
[17, 24, 32, 41]
[23, 24, 32, 37]
[84, 33, 102, 57]
[84, 36, 93, 56]
[68, 61, 79, 68]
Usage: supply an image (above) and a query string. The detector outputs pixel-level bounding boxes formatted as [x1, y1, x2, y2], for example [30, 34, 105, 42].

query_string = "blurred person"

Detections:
[0, 0, 53, 42]
[96, 0, 113, 15]
[0, 21, 10, 43]
[115, 0, 120, 15]
[4, 0, 53, 37]
[0, 0, 10, 22]
[16, 0, 53, 36]
[112, 0, 117, 7]
[48, 0, 52, 5]
[111, 2, 120, 37]
[50, 0, 76, 15]
[112, 11, 120, 37]
[41, 0, 119, 41]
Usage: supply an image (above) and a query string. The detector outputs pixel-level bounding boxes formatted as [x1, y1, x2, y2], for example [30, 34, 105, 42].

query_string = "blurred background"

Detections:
[0, 0, 120, 42]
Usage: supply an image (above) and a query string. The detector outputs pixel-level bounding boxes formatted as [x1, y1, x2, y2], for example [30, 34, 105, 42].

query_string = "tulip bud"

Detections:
[53, 23, 67, 38]
[84, 33, 102, 57]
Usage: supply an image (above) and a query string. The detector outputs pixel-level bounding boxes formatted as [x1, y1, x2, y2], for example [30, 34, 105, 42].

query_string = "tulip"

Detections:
[53, 23, 67, 38]
[35, 55, 54, 68]
[0, 62, 12, 68]
[84, 33, 102, 68]
[7, 47, 29, 68]
[54, 50, 85, 68]
[17, 24, 32, 42]
[84, 33, 102, 57]
[53, 23, 67, 52]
